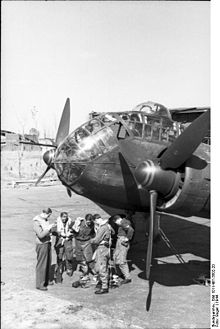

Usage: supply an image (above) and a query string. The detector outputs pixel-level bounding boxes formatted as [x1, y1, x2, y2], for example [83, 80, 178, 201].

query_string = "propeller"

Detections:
[35, 165, 51, 186]
[119, 110, 210, 279]
[159, 110, 210, 170]
[146, 190, 158, 279]
[35, 98, 70, 186]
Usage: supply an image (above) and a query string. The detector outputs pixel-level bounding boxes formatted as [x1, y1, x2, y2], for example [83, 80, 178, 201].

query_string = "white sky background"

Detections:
[2, 1, 210, 137]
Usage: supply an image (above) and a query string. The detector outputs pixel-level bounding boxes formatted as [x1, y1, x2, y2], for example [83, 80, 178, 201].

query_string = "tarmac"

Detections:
[1, 183, 210, 329]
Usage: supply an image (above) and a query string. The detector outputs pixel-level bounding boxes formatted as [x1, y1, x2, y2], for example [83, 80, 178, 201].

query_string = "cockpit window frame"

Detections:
[114, 111, 178, 142]
[83, 118, 104, 135]
[100, 112, 133, 139]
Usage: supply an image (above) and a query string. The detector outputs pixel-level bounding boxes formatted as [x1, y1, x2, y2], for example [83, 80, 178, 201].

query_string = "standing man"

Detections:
[71, 214, 95, 288]
[33, 208, 56, 291]
[54, 212, 74, 283]
[90, 215, 111, 295]
[112, 214, 134, 284]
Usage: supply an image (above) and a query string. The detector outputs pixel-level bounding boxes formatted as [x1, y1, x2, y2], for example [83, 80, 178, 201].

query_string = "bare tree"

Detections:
[31, 106, 39, 130]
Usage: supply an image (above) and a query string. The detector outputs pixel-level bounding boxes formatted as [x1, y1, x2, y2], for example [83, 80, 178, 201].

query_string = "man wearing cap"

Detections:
[112, 214, 134, 284]
[33, 208, 56, 291]
[90, 215, 111, 294]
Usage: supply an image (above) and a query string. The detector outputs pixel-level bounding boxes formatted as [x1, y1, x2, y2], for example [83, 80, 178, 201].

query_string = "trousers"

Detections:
[36, 242, 51, 289]
[94, 245, 110, 289]
[113, 237, 131, 280]
[55, 240, 74, 282]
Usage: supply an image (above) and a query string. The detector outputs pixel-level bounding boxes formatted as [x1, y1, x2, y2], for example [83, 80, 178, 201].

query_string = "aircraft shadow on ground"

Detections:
[129, 214, 210, 288]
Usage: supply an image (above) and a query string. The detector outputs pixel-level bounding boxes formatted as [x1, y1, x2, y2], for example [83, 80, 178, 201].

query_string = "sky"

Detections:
[2, 1, 210, 137]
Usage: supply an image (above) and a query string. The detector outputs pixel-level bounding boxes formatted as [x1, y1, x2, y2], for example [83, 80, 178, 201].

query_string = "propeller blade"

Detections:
[160, 110, 210, 170]
[118, 153, 142, 206]
[35, 166, 51, 186]
[146, 190, 158, 280]
[55, 98, 70, 146]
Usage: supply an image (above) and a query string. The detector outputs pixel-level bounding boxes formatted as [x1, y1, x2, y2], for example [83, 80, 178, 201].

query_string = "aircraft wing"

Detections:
[169, 107, 210, 123]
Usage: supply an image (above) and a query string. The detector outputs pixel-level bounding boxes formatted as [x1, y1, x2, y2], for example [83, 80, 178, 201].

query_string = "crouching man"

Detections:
[91, 215, 111, 294]
[112, 214, 134, 284]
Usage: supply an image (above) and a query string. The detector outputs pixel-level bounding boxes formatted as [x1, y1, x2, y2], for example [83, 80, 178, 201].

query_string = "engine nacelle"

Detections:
[157, 162, 210, 217]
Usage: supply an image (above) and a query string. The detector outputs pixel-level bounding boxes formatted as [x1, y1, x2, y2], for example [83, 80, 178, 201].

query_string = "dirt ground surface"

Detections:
[1, 183, 210, 329]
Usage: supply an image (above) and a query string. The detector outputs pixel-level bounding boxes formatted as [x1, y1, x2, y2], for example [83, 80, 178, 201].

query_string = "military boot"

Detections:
[95, 288, 109, 294]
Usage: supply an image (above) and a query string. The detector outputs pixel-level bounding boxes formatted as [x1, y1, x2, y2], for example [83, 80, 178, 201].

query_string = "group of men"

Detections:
[33, 208, 134, 295]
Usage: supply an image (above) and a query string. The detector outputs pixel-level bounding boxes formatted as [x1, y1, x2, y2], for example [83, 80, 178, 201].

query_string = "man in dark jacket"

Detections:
[112, 214, 134, 284]
[71, 214, 95, 287]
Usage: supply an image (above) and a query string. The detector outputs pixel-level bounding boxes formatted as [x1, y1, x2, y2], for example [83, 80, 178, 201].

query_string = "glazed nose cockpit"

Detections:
[53, 115, 119, 185]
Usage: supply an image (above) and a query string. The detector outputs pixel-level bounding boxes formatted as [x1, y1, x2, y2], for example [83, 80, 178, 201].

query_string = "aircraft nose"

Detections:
[53, 138, 87, 185]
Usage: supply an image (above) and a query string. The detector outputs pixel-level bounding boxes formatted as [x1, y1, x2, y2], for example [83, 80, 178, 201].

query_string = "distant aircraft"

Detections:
[27, 98, 211, 279]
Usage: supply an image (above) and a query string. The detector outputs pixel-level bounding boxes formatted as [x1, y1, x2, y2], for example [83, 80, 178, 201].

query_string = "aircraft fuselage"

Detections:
[54, 125, 210, 218]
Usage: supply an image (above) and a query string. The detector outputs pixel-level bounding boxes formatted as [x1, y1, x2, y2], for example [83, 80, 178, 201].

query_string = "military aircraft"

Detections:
[30, 98, 210, 279]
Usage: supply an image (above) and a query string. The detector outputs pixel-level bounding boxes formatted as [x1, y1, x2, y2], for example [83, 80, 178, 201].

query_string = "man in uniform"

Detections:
[71, 214, 95, 288]
[90, 215, 111, 294]
[54, 212, 74, 283]
[33, 208, 56, 291]
[112, 214, 134, 284]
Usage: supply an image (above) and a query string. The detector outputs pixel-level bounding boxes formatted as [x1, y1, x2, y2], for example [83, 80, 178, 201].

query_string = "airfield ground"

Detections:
[1, 183, 210, 329]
